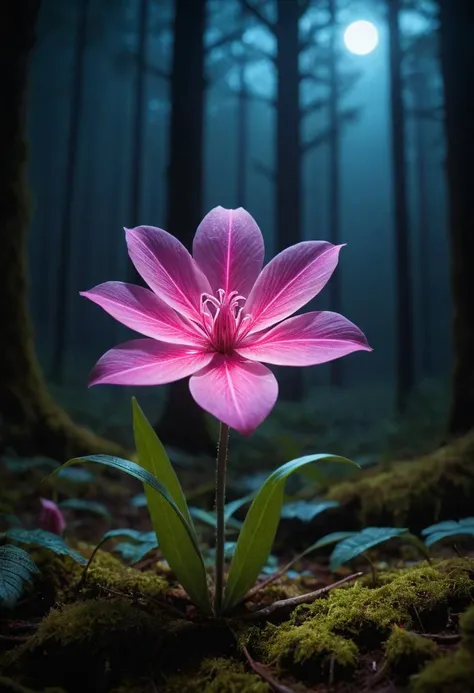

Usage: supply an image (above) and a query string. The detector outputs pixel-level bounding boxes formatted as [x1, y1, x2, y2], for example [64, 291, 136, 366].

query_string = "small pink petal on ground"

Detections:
[192, 206, 265, 296]
[236, 311, 372, 366]
[39, 499, 66, 536]
[89, 339, 214, 386]
[125, 225, 211, 322]
[245, 241, 343, 333]
[189, 355, 278, 435]
[81, 282, 207, 346]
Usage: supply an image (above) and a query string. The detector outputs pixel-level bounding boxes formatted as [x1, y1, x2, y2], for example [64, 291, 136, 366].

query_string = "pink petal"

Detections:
[125, 226, 212, 322]
[89, 339, 214, 386]
[236, 311, 372, 365]
[39, 499, 66, 536]
[189, 355, 278, 436]
[81, 282, 207, 346]
[192, 207, 265, 296]
[244, 242, 343, 334]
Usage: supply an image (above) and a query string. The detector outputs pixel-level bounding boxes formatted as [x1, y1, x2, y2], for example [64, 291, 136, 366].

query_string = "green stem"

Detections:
[214, 422, 230, 615]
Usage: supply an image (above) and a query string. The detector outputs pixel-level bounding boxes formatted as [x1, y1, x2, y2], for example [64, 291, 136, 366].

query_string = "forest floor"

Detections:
[1, 377, 474, 692]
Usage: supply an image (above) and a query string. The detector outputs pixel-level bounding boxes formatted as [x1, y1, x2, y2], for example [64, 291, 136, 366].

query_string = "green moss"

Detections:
[410, 649, 474, 693]
[384, 627, 438, 681]
[256, 559, 474, 683]
[163, 658, 270, 693]
[329, 431, 474, 529]
[81, 549, 169, 601]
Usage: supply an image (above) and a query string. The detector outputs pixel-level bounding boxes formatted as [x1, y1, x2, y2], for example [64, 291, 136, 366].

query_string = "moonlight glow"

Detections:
[344, 20, 379, 56]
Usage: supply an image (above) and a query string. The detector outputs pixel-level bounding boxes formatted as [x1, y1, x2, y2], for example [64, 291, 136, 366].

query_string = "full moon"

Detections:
[343, 20, 379, 56]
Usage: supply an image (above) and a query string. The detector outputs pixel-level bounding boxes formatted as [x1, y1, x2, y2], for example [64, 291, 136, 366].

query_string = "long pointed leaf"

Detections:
[132, 399, 211, 612]
[49, 454, 211, 612]
[223, 454, 358, 610]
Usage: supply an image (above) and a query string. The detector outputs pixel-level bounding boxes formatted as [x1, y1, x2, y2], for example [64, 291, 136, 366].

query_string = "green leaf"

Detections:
[130, 493, 147, 508]
[308, 531, 357, 550]
[3, 456, 58, 473]
[421, 518, 474, 547]
[48, 455, 202, 582]
[5, 528, 86, 565]
[59, 499, 111, 519]
[223, 453, 358, 610]
[280, 500, 339, 522]
[56, 467, 94, 484]
[100, 528, 157, 544]
[224, 493, 255, 523]
[131, 398, 210, 613]
[0, 544, 40, 608]
[330, 527, 408, 571]
[113, 541, 159, 563]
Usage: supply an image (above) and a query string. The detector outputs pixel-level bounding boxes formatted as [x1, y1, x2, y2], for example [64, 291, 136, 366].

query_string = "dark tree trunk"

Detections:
[155, 0, 213, 453]
[274, 0, 304, 401]
[387, 0, 415, 411]
[235, 4, 249, 207]
[52, 0, 90, 381]
[127, 0, 149, 284]
[438, 0, 474, 437]
[328, 0, 343, 387]
[0, 0, 128, 461]
[412, 76, 432, 378]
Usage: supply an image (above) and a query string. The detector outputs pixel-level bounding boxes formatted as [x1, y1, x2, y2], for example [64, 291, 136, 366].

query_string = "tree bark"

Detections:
[154, 0, 214, 453]
[438, 0, 474, 438]
[0, 0, 129, 462]
[387, 0, 415, 411]
[52, 0, 90, 381]
[328, 0, 343, 388]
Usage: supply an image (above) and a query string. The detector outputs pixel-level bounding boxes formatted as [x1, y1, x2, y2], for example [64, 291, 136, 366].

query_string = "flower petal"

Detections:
[89, 339, 213, 386]
[125, 226, 212, 321]
[189, 355, 278, 435]
[244, 241, 343, 333]
[81, 282, 207, 346]
[192, 206, 265, 296]
[236, 311, 372, 365]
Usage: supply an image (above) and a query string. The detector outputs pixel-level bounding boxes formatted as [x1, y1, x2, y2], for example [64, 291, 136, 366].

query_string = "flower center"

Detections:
[200, 289, 249, 354]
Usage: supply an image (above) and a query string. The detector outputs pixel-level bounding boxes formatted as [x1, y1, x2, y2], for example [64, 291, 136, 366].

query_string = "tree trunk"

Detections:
[438, 0, 474, 437]
[274, 0, 304, 401]
[154, 0, 213, 453]
[412, 75, 432, 379]
[328, 0, 343, 388]
[52, 0, 90, 381]
[387, 0, 415, 411]
[127, 0, 149, 285]
[0, 0, 129, 462]
[235, 3, 249, 207]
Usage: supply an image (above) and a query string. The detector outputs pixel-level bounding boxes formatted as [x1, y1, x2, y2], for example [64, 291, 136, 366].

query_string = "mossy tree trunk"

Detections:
[0, 0, 129, 461]
[438, 0, 474, 438]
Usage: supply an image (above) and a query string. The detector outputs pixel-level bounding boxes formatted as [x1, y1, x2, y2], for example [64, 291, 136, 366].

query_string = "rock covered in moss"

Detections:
[329, 431, 474, 529]
[383, 626, 438, 681]
[254, 558, 474, 684]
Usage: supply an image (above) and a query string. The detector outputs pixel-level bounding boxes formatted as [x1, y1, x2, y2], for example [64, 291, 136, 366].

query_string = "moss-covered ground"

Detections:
[1, 550, 473, 693]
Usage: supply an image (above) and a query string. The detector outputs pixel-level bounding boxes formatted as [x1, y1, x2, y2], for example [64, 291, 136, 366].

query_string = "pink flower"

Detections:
[81, 207, 371, 435]
[39, 499, 66, 536]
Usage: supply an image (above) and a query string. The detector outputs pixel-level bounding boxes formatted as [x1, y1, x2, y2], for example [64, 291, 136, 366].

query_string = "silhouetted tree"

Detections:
[127, 0, 150, 285]
[387, 0, 415, 411]
[246, 0, 353, 400]
[0, 0, 127, 460]
[52, 0, 90, 380]
[437, 0, 474, 437]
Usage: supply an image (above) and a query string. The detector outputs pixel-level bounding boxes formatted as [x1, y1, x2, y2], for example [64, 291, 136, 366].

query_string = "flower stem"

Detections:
[214, 422, 229, 615]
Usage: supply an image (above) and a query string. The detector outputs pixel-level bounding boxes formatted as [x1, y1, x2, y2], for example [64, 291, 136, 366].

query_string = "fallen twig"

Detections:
[241, 643, 296, 693]
[413, 631, 461, 644]
[242, 572, 363, 621]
